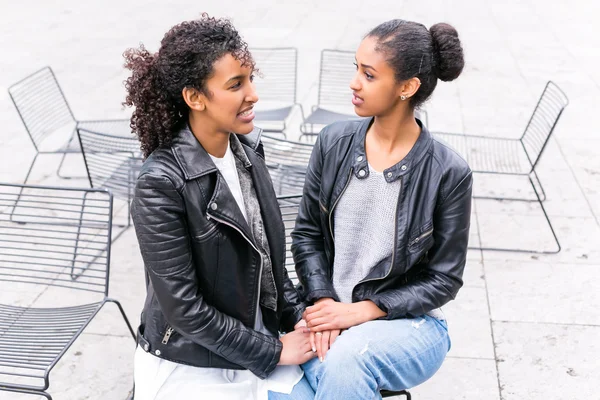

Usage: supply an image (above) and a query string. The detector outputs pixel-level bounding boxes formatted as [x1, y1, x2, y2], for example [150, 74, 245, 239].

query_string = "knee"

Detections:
[318, 340, 376, 383]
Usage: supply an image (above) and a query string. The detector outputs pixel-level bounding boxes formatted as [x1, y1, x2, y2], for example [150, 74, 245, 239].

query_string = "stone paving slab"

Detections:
[1, 0, 599, 399]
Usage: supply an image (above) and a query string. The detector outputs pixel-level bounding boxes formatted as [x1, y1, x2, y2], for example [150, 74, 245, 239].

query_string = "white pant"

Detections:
[134, 345, 303, 400]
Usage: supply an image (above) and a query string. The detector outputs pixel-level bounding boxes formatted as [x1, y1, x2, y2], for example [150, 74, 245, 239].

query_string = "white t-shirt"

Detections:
[134, 141, 303, 400]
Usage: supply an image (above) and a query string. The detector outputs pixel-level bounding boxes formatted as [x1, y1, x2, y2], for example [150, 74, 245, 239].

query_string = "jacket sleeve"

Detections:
[279, 267, 307, 332]
[131, 173, 282, 379]
[364, 171, 473, 319]
[291, 134, 339, 303]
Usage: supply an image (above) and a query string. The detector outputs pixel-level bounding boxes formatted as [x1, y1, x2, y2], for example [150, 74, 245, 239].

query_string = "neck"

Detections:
[369, 107, 421, 152]
[188, 113, 230, 158]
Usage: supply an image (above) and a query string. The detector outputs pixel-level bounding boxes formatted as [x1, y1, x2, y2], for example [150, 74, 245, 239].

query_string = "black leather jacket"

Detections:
[291, 118, 472, 319]
[131, 126, 305, 379]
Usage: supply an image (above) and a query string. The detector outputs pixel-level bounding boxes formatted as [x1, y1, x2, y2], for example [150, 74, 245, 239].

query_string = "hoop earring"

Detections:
[401, 95, 406, 101]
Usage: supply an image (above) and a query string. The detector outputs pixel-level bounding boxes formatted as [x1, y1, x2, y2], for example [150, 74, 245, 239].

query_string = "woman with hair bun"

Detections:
[125, 14, 317, 400]
[293, 20, 472, 398]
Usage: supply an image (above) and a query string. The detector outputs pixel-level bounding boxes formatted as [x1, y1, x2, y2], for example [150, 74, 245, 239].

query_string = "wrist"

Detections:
[358, 300, 386, 322]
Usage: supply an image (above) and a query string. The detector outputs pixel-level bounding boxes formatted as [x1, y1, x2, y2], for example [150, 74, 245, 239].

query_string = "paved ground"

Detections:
[1, 0, 599, 399]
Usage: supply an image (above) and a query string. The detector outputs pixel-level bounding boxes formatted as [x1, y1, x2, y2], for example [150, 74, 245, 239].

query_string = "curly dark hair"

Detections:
[123, 14, 254, 158]
[367, 20, 464, 109]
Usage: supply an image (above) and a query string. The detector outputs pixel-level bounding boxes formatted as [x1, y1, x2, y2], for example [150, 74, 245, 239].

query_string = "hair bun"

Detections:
[430, 23, 464, 82]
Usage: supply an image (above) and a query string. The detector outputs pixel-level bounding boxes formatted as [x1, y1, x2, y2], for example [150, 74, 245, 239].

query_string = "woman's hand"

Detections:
[293, 318, 307, 330]
[310, 329, 341, 362]
[278, 328, 317, 365]
[303, 299, 386, 331]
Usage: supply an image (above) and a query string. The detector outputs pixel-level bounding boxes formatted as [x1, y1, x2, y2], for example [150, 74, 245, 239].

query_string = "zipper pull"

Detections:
[162, 327, 174, 344]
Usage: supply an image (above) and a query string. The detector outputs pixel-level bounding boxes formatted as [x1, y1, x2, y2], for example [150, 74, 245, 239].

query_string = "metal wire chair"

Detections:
[433, 81, 569, 253]
[298, 50, 429, 142]
[8, 66, 82, 182]
[263, 134, 313, 196]
[299, 50, 360, 140]
[76, 120, 142, 240]
[277, 194, 411, 399]
[0, 182, 135, 399]
[251, 47, 304, 137]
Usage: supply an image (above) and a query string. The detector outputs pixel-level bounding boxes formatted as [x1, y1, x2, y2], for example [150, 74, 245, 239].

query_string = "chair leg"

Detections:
[56, 130, 85, 180]
[530, 169, 547, 202]
[9, 153, 39, 223]
[529, 175, 560, 253]
[0, 387, 53, 399]
[105, 298, 137, 340]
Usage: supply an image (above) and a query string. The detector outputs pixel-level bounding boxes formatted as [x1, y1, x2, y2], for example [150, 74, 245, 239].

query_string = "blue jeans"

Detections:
[301, 315, 450, 400]
[268, 376, 315, 399]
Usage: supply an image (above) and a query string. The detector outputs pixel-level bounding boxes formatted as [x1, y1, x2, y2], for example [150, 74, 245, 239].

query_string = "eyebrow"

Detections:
[225, 74, 245, 85]
[360, 63, 377, 72]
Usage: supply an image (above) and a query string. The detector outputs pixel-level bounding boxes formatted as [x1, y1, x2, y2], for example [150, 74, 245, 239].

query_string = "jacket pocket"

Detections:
[408, 223, 434, 253]
[319, 199, 329, 214]
[193, 223, 219, 243]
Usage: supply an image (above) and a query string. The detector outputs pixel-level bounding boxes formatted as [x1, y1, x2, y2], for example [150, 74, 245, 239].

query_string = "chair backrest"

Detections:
[8, 67, 76, 151]
[77, 121, 142, 200]
[278, 195, 303, 284]
[262, 134, 313, 195]
[251, 47, 297, 105]
[520, 81, 569, 170]
[317, 49, 356, 110]
[0, 183, 112, 296]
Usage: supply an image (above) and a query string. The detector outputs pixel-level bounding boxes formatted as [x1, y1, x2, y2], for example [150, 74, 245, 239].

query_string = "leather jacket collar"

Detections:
[170, 124, 262, 181]
[352, 118, 432, 182]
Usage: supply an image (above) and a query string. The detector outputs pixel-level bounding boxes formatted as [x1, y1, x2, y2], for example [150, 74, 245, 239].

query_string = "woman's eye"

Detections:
[249, 74, 255, 82]
[230, 81, 241, 89]
[365, 72, 374, 80]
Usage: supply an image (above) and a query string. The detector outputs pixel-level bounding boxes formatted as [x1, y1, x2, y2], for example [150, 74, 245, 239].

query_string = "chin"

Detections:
[233, 122, 255, 135]
[353, 107, 373, 118]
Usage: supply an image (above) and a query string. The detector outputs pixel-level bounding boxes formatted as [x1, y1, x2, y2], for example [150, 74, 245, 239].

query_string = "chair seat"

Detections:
[301, 108, 361, 134]
[254, 106, 294, 122]
[0, 302, 102, 389]
[90, 156, 143, 201]
[432, 133, 532, 174]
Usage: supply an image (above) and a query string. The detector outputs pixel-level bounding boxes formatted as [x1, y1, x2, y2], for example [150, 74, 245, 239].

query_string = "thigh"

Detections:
[304, 315, 450, 391]
[268, 376, 315, 400]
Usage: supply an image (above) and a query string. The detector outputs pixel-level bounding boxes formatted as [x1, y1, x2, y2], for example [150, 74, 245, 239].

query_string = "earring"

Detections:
[401, 95, 406, 101]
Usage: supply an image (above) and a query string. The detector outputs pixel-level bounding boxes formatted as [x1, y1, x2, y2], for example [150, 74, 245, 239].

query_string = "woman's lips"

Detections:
[352, 94, 364, 106]
[237, 108, 255, 123]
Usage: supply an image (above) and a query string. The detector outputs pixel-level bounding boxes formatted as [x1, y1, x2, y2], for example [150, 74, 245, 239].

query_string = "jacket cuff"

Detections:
[306, 289, 339, 304]
[280, 302, 307, 333]
[255, 336, 283, 379]
[364, 294, 406, 320]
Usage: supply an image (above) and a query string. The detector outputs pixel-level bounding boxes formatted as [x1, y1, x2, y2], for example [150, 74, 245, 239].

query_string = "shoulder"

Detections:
[318, 118, 365, 155]
[430, 135, 472, 199]
[138, 146, 185, 193]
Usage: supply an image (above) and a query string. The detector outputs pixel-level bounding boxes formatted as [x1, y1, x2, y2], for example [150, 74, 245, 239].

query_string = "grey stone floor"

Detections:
[1, 0, 599, 399]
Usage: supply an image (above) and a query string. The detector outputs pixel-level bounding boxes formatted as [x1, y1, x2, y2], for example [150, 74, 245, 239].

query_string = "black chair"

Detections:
[0, 182, 135, 399]
[251, 47, 304, 137]
[433, 81, 569, 253]
[262, 134, 313, 196]
[277, 195, 411, 399]
[76, 119, 143, 240]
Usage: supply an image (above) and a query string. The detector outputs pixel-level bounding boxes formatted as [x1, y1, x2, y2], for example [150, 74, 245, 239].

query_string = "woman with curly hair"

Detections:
[124, 15, 315, 400]
[292, 20, 472, 398]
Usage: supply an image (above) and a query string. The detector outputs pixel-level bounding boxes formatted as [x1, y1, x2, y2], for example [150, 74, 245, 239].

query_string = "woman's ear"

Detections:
[398, 77, 422, 101]
[182, 87, 206, 111]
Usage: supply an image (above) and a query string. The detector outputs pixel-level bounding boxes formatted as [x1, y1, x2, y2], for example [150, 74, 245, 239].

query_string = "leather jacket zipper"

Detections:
[409, 228, 434, 247]
[328, 168, 354, 241]
[206, 213, 264, 328]
[162, 327, 174, 344]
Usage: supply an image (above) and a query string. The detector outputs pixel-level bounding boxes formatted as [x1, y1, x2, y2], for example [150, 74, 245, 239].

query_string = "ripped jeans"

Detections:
[301, 315, 450, 400]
